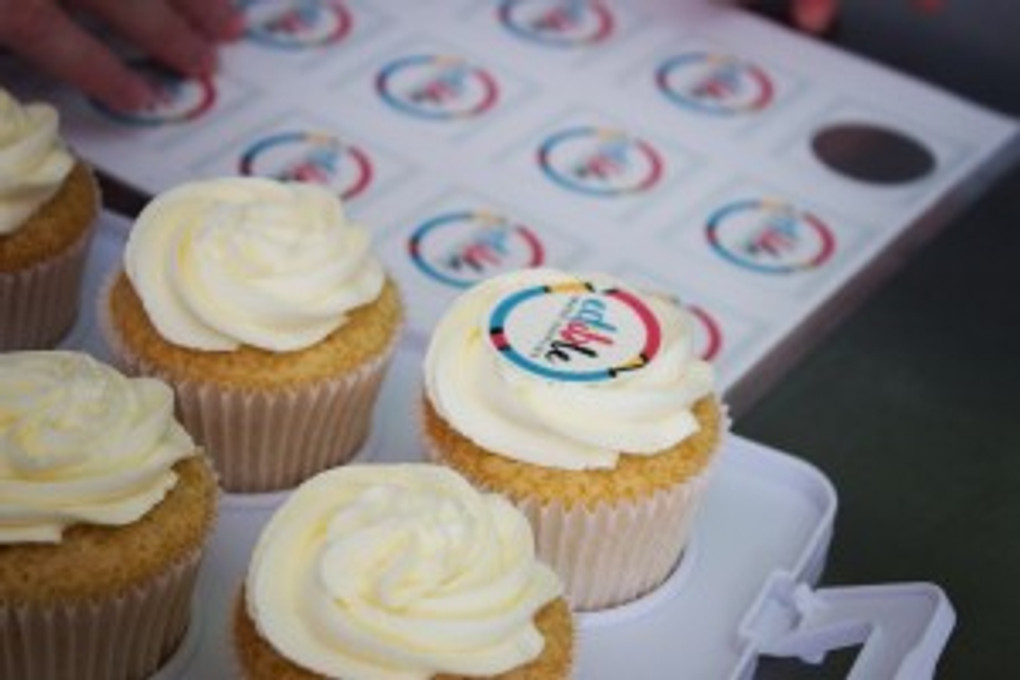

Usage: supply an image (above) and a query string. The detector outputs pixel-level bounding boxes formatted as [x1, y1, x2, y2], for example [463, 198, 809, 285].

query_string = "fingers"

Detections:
[72, 0, 219, 78]
[168, 0, 246, 42]
[0, 0, 154, 109]
[791, 0, 840, 34]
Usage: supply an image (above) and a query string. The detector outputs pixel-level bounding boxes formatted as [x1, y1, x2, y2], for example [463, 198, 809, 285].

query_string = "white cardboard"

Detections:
[8, 0, 1018, 416]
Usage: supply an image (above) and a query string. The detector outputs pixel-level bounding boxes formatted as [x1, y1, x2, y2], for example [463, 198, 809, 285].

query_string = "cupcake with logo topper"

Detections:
[234, 463, 574, 679]
[0, 88, 100, 350]
[0, 351, 217, 680]
[100, 176, 403, 492]
[422, 268, 724, 611]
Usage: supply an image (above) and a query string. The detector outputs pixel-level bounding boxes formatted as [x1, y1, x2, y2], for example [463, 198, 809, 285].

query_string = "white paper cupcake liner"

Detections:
[169, 358, 392, 492]
[0, 222, 95, 351]
[424, 404, 730, 612]
[516, 474, 713, 611]
[100, 273, 399, 492]
[0, 549, 202, 680]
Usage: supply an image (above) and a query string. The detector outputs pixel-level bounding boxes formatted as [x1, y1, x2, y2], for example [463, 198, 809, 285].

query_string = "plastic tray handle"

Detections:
[740, 573, 956, 680]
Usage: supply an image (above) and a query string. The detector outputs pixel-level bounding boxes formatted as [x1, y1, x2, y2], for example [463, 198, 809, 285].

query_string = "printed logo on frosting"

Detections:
[706, 199, 835, 274]
[409, 211, 545, 288]
[538, 126, 664, 196]
[488, 280, 661, 382]
[376, 55, 499, 120]
[498, 0, 614, 48]
[90, 61, 215, 126]
[239, 132, 372, 200]
[656, 52, 773, 115]
[242, 0, 353, 49]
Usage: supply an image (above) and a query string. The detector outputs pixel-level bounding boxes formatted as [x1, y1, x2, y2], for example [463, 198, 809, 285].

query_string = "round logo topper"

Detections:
[537, 126, 664, 197]
[242, 0, 353, 49]
[487, 279, 661, 383]
[376, 54, 499, 121]
[498, 0, 614, 48]
[239, 131, 373, 200]
[409, 211, 544, 289]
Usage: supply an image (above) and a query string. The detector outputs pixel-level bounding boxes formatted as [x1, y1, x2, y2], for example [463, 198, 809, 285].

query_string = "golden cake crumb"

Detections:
[0, 456, 217, 605]
[106, 273, 403, 389]
[233, 592, 574, 680]
[0, 161, 98, 271]
[424, 396, 722, 509]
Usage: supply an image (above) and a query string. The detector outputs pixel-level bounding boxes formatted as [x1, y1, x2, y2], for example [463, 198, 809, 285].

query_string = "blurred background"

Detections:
[744, 1, 1019, 677]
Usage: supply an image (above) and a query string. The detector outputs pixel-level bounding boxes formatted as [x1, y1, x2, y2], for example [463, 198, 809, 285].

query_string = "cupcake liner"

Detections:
[0, 549, 202, 680]
[424, 405, 731, 612]
[516, 474, 713, 611]
[170, 357, 392, 493]
[0, 221, 95, 351]
[99, 275, 399, 492]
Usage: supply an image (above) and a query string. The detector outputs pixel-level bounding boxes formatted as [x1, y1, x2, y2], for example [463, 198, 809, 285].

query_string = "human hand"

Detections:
[781, 0, 944, 35]
[0, 0, 243, 111]
[789, 0, 839, 34]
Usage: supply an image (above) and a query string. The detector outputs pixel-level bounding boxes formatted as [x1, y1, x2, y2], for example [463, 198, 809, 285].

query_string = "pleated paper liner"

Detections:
[423, 403, 730, 612]
[0, 221, 95, 351]
[0, 548, 202, 680]
[427, 442, 715, 610]
[98, 271, 400, 493]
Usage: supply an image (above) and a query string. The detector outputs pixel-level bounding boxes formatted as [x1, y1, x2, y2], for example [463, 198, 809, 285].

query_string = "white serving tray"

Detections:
[64, 215, 953, 680]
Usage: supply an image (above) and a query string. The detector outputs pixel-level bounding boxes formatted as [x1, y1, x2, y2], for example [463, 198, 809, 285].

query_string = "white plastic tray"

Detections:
[63, 215, 952, 679]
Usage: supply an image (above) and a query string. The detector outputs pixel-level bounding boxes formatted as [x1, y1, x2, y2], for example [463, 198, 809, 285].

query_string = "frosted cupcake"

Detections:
[423, 268, 724, 610]
[234, 464, 574, 679]
[101, 177, 403, 492]
[0, 351, 217, 680]
[0, 88, 99, 350]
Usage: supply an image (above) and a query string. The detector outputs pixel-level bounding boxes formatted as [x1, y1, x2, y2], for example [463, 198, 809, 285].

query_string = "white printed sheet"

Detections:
[4, 0, 1017, 411]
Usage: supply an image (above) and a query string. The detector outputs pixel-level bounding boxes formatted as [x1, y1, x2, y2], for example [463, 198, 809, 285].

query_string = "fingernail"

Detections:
[793, 3, 837, 34]
[114, 79, 157, 111]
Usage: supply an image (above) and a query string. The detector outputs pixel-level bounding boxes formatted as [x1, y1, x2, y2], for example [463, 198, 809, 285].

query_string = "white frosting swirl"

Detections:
[0, 88, 74, 235]
[425, 269, 716, 470]
[0, 351, 197, 544]
[246, 464, 562, 680]
[124, 177, 385, 352]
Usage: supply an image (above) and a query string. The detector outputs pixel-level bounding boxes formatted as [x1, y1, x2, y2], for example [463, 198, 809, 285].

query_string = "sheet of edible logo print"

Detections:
[4, 0, 1017, 410]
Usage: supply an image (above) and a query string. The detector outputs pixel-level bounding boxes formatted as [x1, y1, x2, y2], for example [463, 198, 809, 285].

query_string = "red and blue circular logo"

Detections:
[376, 55, 499, 120]
[538, 126, 664, 197]
[706, 199, 835, 274]
[688, 305, 722, 361]
[408, 211, 544, 288]
[242, 0, 353, 49]
[497, 0, 614, 48]
[656, 52, 773, 115]
[90, 61, 215, 126]
[488, 279, 661, 383]
[238, 132, 372, 200]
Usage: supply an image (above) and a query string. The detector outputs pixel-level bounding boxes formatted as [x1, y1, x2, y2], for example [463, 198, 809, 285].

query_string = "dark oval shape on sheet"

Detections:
[811, 123, 937, 185]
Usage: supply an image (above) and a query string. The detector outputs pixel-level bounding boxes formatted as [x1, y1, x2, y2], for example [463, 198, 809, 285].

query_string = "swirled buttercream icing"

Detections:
[124, 177, 385, 352]
[425, 268, 716, 470]
[246, 464, 562, 680]
[0, 88, 74, 235]
[0, 351, 197, 544]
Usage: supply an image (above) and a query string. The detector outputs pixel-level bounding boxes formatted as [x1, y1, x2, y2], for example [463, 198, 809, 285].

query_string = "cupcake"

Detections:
[0, 350, 217, 680]
[101, 177, 403, 492]
[234, 463, 573, 679]
[422, 268, 724, 611]
[0, 88, 100, 350]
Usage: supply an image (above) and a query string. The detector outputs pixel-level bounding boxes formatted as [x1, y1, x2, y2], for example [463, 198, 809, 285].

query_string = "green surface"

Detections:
[744, 2, 1020, 677]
